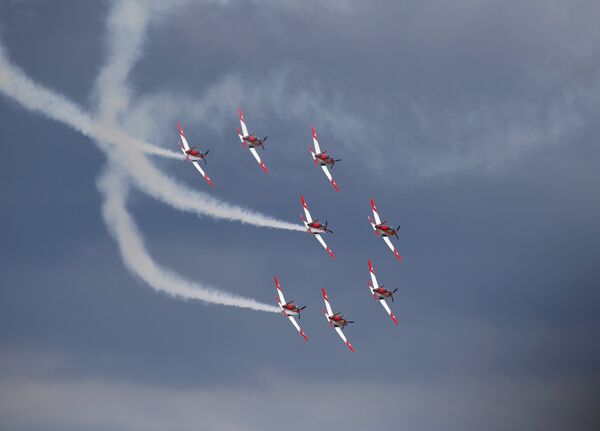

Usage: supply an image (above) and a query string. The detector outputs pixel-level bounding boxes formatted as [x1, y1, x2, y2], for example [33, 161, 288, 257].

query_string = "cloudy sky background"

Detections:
[1, 0, 599, 430]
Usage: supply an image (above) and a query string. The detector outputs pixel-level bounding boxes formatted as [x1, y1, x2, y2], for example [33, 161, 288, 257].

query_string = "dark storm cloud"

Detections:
[1, 0, 599, 430]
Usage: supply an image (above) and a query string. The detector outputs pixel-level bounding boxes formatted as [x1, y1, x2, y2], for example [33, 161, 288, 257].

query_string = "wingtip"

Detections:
[327, 248, 336, 259]
[177, 122, 184, 135]
[260, 162, 268, 174]
[301, 331, 309, 342]
[331, 179, 340, 192]
[274, 276, 281, 289]
[370, 198, 377, 211]
[311, 127, 317, 138]
[394, 250, 404, 263]
[368, 260, 374, 272]
[205, 176, 215, 187]
[391, 314, 399, 325]
[300, 195, 307, 208]
[321, 288, 328, 300]
[346, 341, 355, 352]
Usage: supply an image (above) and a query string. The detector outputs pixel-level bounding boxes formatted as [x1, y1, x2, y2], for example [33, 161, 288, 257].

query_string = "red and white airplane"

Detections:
[300, 195, 335, 259]
[177, 123, 215, 187]
[236, 109, 268, 174]
[274, 276, 308, 342]
[367, 260, 399, 325]
[309, 127, 340, 192]
[322, 288, 355, 352]
[368, 198, 403, 262]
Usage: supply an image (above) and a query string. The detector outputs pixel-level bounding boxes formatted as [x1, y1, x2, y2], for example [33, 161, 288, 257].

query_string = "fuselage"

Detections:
[185, 149, 206, 162]
[242, 134, 265, 148]
[372, 286, 393, 299]
[329, 314, 349, 328]
[307, 221, 329, 233]
[282, 303, 302, 316]
[375, 224, 396, 237]
[315, 152, 336, 166]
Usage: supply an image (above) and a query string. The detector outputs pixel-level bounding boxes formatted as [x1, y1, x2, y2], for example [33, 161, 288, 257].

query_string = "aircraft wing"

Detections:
[383, 236, 403, 262]
[191, 161, 215, 187]
[288, 316, 309, 341]
[238, 109, 249, 137]
[274, 277, 308, 342]
[178, 122, 190, 151]
[379, 299, 399, 325]
[274, 276, 287, 305]
[300, 195, 313, 223]
[320, 165, 339, 192]
[311, 127, 322, 154]
[248, 146, 269, 174]
[368, 260, 379, 292]
[370, 198, 382, 224]
[322, 288, 334, 317]
[334, 327, 355, 352]
[315, 233, 335, 259]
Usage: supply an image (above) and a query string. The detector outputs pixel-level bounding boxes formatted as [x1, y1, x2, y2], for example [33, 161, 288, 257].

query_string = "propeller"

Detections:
[391, 288, 398, 302]
[203, 149, 210, 164]
[395, 225, 401, 239]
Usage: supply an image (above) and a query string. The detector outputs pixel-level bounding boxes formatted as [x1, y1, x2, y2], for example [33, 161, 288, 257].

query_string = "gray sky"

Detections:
[1, 1, 599, 430]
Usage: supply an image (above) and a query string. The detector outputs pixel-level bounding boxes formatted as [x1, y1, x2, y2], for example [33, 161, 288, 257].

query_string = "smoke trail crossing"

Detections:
[98, 167, 280, 313]
[0, 45, 303, 232]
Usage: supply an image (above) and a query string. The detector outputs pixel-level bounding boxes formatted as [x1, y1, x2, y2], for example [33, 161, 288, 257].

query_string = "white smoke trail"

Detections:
[0, 46, 180, 159]
[98, 167, 280, 313]
[0, 45, 304, 232]
[94, 0, 162, 123]
[0, 0, 300, 312]
[90, 0, 280, 312]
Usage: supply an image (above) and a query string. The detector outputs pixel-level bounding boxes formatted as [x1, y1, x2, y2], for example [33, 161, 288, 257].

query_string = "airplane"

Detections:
[368, 198, 403, 262]
[300, 195, 335, 259]
[309, 127, 340, 192]
[236, 109, 268, 174]
[274, 276, 308, 342]
[322, 288, 355, 352]
[177, 122, 215, 187]
[367, 260, 399, 325]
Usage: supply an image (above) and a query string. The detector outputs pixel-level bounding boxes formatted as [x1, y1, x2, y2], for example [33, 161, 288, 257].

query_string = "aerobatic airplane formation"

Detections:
[176, 109, 406, 352]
